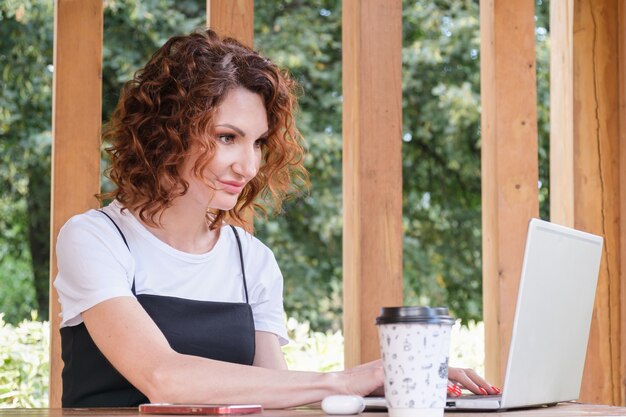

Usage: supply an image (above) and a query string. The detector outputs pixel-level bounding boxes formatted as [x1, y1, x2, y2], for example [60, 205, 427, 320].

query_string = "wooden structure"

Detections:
[49, 0, 626, 407]
[341, 0, 404, 368]
[549, 0, 626, 404]
[480, 0, 539, 385]
[50, 0, 103, 408]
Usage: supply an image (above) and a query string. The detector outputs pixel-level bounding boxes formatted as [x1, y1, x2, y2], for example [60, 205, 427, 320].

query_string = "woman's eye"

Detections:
[217, 134, 235, 144]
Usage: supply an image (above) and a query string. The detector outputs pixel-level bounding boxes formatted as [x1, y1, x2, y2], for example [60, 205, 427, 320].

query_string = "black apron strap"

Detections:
[97, 209, 130, 250]
[97, 209, 136, 294]
[96, 210, 250, 304]
[229, 225, 250, 304]
[62, 211, 256, 408]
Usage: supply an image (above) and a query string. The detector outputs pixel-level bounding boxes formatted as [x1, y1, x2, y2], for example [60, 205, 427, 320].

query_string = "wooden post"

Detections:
[342, 0, 403, 367]
[207, 0, 254, 47]
[551, 0, 624, 405]
[617, 1, 626, 406]
[49, 0, 103, 407]
[480, 0, 539, 386]
[550, 0, 574, 227]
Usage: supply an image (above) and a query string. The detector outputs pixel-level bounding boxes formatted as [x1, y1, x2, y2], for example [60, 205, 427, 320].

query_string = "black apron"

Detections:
[60, 211, 256, 407]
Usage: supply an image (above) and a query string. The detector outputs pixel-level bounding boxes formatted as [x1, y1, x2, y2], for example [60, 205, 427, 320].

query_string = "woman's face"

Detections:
[184, 87, 269, 211]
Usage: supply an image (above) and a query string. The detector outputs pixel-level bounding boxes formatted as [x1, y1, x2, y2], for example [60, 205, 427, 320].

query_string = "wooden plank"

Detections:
[206, 0, 254, 47]
[49, 0, 103, 407]
[342, 0, 403, 367]
[568, 0, 621, 405]
[480, 0, 539, 386]
[617, 1, 626, 406]
[550, 0, 575, 226]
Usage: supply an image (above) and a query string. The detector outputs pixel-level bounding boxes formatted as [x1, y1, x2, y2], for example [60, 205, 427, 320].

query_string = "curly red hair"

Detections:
[99, 29, 307, 229]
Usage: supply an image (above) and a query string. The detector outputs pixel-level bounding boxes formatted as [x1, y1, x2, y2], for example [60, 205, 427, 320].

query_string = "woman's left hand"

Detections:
[448, 367, 501, 396]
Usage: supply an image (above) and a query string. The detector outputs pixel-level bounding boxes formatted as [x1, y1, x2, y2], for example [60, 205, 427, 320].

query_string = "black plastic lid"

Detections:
[375, 306, 455, 325]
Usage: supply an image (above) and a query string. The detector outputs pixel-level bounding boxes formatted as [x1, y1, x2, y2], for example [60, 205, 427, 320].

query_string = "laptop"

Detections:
[365, 218, 604, 411]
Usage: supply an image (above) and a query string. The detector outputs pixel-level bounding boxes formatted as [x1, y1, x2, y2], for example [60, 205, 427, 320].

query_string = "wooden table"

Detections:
[2, 403, 626, 417]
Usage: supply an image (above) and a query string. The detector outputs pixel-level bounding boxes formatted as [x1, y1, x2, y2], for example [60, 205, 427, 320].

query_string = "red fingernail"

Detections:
[454, 386, 462, 396]
[492, 386, 501, 394]
[447, 384, 460, 397]
[479, 387, 488, 395]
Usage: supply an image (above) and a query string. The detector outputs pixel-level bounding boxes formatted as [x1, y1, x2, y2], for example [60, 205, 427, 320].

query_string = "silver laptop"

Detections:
[365, 218, 603, 411]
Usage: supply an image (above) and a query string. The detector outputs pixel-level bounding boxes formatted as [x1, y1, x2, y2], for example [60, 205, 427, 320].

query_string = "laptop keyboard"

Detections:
[458, 394, 503, 400]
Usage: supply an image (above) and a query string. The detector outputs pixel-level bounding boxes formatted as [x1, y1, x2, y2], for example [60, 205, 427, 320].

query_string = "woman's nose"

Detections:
[233, 146, 259, 179]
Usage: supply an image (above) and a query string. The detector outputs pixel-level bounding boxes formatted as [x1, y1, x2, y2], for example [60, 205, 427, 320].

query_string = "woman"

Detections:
[54, 29, 497, 408]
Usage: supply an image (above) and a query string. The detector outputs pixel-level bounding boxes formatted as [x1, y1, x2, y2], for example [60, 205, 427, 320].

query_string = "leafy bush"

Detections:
[0, 316, 484, 407]
[282, 317, 344, 372]
[282, 318, 485, 375]
[450, 321, 484, 376]
[0, 313, 49, 407]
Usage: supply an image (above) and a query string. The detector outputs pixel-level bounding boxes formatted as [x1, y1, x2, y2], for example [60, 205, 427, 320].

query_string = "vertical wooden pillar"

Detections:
[342, 0, 403, 367]
[551, 0, 624, 405]
[480, 0, 539, 385]
[617, 0, 626, 406]
[550, 0, 575, 226]
[207, 0, 254, 47]
[49, 0, 103, 407]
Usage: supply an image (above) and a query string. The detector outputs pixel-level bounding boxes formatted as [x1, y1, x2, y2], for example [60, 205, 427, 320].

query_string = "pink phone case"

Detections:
[139, 403, 263, 415]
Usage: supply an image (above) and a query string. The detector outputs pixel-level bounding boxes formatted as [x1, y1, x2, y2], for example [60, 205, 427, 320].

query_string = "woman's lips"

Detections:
[218, 180, 245, 194]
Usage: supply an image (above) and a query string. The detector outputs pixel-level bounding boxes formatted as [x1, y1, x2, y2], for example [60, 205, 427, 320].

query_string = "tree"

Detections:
[0, 0, 550, 330]
[255, 0, 551, 327]
[0, 1, 53, 321]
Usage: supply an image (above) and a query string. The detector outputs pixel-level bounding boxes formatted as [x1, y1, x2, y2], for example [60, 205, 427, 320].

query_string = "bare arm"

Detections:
[82, 297, 383, 408]
[253, 331, 288, 369]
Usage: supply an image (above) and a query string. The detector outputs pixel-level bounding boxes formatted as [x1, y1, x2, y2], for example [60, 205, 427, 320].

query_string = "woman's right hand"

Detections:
[337, 359, 385, 397]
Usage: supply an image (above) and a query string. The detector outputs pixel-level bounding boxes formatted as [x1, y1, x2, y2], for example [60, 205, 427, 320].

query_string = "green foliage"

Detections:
[254, 1, 345, 330]
[255, 0, 551, 327]
[400, 0, 550, 323]
[0, 0, 205, 323]
[282, 317, 344, 372]
[0, 0, 53, 322]
[0, 316, 486, 406]
[0, 0, 551, 331]
[0, 313, 49, 407]
[401, 1, 484, 321]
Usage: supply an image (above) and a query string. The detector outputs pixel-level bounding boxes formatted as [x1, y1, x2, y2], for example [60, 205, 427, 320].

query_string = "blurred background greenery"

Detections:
[0, 0, 550, 329]
[0, 0, 550, 406]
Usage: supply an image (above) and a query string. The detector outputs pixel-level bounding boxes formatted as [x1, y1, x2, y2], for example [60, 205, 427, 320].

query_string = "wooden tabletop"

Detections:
[2, 403, 626, 417]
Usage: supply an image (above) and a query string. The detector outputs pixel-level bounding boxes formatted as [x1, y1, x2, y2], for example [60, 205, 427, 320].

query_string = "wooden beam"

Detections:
[207, 0, 254, 47]
[480, 0, 539, 386]
[550, 0, 623, 405]
[617, 1, 626, 405]
[550, 0, 574, 226]
[342, 0, 403, 367]
[49, 0, 103, 407]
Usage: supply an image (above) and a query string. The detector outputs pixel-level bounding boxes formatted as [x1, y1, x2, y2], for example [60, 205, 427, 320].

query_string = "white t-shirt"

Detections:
[54, 201, 288, 345]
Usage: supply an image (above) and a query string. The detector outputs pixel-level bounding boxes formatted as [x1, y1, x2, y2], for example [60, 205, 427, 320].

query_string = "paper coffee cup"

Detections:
[376, 306, 455, 417]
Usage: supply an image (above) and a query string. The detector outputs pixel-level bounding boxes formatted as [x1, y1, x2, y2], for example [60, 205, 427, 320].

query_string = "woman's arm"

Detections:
[82, 297, 383, 408]
[253, 331, 288, 369]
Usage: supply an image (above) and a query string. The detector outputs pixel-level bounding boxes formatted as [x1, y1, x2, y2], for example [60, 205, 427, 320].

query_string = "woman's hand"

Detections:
[448, 367, 501, 396]
[338, 359, 385, 397]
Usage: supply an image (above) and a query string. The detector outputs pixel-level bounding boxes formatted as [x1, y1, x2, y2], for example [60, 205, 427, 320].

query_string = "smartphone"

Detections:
[139, 403, 263, 415]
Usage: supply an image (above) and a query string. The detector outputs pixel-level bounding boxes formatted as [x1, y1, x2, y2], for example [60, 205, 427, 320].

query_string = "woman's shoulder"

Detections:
[57, 203, 129, 250]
